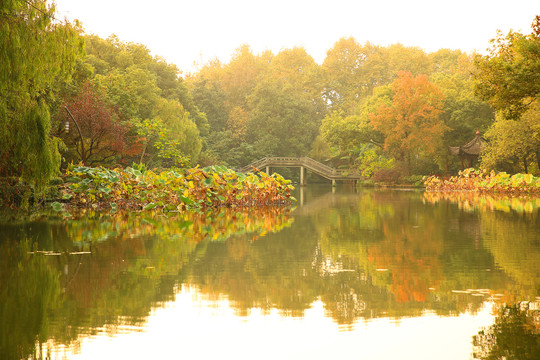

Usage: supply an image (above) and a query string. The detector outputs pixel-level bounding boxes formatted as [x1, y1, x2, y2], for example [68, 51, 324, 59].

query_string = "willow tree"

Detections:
[0, 0, 83, 189]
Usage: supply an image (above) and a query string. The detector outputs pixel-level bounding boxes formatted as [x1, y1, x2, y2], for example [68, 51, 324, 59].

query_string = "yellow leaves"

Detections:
[425, 170, 540, 195]
[523, 173, 534, 185]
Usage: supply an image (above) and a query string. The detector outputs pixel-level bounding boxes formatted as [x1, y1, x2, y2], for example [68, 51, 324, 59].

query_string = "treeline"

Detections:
[1, 1, 539, 191]
[189, 41, 494, 179]
[1, 0, 209, 194]
[191, 21, 538, 179]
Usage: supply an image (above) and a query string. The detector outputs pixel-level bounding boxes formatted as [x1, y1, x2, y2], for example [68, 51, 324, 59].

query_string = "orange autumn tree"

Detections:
[367, 220, 444, 303]
[369, 71, 448, 167]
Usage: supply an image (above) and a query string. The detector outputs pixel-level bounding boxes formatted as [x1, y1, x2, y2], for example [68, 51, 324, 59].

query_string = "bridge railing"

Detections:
[301, 157, 336, 177]
[239, 157, 269, 173]
[239, 156, 363, 180]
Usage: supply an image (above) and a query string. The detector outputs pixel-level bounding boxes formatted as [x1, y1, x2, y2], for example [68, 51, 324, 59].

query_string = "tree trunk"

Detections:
[140, 141, 148, 164]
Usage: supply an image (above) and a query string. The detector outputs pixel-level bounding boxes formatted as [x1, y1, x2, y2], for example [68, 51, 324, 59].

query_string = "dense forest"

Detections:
[1, 1, 539, 190]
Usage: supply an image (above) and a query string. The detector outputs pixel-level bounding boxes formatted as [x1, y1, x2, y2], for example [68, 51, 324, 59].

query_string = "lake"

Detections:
[1, 186, 539, 360]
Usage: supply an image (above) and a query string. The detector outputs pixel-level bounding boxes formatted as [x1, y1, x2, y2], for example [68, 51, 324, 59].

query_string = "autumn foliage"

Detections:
[56, 164, 295, 213]
[369, 71, 448, 163]
[368, 221, 443, 303]
[62, 83, 136, 165]
[424, 168, 540, 194]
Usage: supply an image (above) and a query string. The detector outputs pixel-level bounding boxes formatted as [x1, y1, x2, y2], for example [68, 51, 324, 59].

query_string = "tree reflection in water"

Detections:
[473, 303, 540, 360]
[0, 207, 294, 360]
[0, 190, 539, 359]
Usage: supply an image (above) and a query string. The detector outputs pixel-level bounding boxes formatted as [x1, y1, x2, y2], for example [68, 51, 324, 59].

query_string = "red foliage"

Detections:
[63, 83, 136, 165]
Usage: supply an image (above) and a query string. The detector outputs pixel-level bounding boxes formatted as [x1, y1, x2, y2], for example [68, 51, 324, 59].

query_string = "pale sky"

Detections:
[53, 0, 539, 74]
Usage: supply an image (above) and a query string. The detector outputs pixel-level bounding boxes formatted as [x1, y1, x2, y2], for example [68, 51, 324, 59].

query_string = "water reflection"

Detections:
[0, 207, 294, 360]
[0, 188, 539, 359]
[473, 303, 540, 359]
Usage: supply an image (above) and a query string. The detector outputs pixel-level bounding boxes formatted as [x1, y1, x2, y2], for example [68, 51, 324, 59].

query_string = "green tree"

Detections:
[247, 79, 319, 157]
[432, 72, 494, 171]
[474, 16, 540, 170]
[320, 112, 366, 152]
[156, 98, 202, 164]
[322, 38, 382, 112]
[474, 16, 540, 120]
[267, 47, 325, 116]
[385, 43, 432, 77]
[221, 44, 272, 110]
[481, 103, 540, 174]
[68, 34, 210, 166]
[188, 78, 229, 132]
[136, 108, 196, 168]
[0, 0, 83, 188]
[429, 48, 471, 76]
[322, 39, 432, 114]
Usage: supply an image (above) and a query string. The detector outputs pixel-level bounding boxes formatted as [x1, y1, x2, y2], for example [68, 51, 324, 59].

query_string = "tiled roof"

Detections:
[449, 132, 486, 156]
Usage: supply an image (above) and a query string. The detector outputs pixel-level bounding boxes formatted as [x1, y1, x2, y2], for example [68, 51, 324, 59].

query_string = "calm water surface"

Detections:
[1, 187, 539, 360]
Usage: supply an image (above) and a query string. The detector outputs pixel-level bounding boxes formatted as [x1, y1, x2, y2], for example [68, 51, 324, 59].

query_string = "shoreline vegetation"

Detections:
[48, 164, 296, 215]
[424, 168, 540, 195]
[4, 166, 540, 217]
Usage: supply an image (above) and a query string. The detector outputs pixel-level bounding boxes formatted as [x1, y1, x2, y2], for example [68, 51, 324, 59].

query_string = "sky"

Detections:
[53, 0, 540, 74]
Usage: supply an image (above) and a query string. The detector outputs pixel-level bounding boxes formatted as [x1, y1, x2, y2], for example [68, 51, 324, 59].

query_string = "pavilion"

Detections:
[449, 130, 487, 170]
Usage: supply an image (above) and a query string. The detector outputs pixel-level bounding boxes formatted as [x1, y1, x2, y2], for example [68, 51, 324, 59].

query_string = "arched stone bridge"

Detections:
[240, 157, 363, 186]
